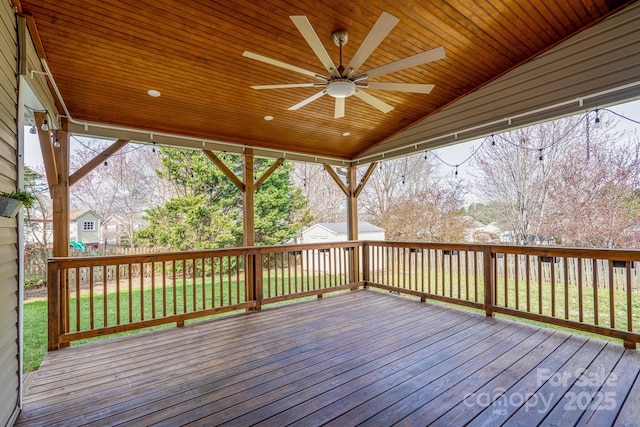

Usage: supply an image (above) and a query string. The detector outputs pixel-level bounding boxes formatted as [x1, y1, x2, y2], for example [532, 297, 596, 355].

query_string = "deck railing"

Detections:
[47, 242, 363, 350]
[48, 241, 640, 350]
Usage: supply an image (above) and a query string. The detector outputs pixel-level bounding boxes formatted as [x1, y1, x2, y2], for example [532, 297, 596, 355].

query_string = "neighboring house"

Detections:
[101, 215, 129, 247]
[298, 222, 385, 273]
[26, 209, 102, 248]
[299, 222, 385, 243]
[70, 210, 101, 247]
[466, 220, 502, 243]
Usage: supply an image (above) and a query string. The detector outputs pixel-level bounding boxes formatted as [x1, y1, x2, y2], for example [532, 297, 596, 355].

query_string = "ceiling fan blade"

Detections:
[288, 90, 327, 111]
[344, 11, 399, 77]
[243, 51, 326, 80]
[354, 90, 394, 114]
[363, 46, 446, 79]
[251, 83, 318, 90]
[334, 97, 345, 119]
[290, 16, 338, 77]
[365, 82, 435, 94]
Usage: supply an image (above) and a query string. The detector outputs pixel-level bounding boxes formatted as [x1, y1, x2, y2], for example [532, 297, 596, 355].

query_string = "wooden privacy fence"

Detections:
[48, 241, 640, 350]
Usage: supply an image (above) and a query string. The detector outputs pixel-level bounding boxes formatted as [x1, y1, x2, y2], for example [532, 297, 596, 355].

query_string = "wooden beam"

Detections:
[254, 158, 284, 190]
[243, 148, 255, 247]
[323, 164, 349, 197]
[33, 111, 58, 188]
[354, 162, 378, 198]
[69, 139, 129, 186]
[203, 150, 245, 192]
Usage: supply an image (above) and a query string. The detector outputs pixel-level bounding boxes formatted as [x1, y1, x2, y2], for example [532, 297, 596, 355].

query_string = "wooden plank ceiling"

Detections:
[16, 0, 635, 161]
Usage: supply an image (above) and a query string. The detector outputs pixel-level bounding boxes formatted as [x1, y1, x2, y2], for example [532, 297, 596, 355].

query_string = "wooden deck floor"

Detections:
[16, 289, 640, 426]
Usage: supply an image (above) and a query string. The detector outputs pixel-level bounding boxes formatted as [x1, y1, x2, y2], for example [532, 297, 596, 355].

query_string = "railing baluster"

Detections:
[538, 256, 542, 315]
[151, 261, 156, 318]
[564, 258, 569, 320]
[89, 266, 94, 330]
[551, 257, 556, 317]
[504, 253, 508, 308]
[627, 261, 633, 333]
[514, 254, 519, 310]
[140, 263, 145, 321]
[128, 264, 133, 322]
[578, 258, 583, 322]
[116, 264, 121, 325]
[227, 256, 232, 306]
[609, 259, 615, 329]
[594, 259, 599, 326]
[75, 267, 80, 331]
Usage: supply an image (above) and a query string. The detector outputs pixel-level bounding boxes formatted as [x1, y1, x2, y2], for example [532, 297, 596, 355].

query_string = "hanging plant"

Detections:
[0, 190, 37, 218]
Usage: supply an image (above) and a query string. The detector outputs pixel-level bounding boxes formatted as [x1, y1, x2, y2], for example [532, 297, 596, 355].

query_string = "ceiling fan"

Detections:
[243, 11, 445, 119]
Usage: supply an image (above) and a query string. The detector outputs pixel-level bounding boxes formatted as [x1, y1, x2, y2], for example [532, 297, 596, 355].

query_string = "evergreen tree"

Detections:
[136, 149, 310, 250]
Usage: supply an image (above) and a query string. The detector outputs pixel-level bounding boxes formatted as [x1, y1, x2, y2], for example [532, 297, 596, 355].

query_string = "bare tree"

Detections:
[70, 139, 172, 246]
[545, 121, 640, 248]
[471, 118, 579, 244]
[292, 162, 346, 223]
[360, 154, 470, 241]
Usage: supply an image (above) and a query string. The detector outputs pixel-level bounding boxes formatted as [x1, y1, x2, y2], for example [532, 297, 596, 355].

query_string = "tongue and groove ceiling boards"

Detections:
[15, 0, 640, 165]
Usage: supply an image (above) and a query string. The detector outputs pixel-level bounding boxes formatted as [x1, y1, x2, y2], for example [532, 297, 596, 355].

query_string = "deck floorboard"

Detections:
[15, 289, 640, 426]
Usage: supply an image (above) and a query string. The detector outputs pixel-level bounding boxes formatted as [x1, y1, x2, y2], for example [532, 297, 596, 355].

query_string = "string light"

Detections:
[538, 149, 543, 161]
[491, 134, 495, 146]
[594, 109, 601, 128]
[40, 119, 49, 131]
[103, 160, 108, 167]
[53, 137, 60, 148]
[455, 165, 459, 176]
[29, 125, 37, 134]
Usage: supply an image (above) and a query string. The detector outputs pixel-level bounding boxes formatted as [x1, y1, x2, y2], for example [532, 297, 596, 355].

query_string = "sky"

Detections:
[24, 99, 640, 185]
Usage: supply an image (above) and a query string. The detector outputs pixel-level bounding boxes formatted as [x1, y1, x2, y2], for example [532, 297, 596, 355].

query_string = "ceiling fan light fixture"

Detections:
[326, 80, 356, 98]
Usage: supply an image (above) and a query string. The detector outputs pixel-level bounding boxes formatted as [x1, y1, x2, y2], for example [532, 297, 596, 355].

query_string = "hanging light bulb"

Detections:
[594, 109, 601, 128]
[423, 152, 428, 160]
[538, 149, 543, 161]
[455, 165, 459, 176]
[103, 160, 108, 167]
[29, 125, 37, 134]
[40, 119, 49, 132]
[491, 134, 495, 146]
[53, 137, 60, 148]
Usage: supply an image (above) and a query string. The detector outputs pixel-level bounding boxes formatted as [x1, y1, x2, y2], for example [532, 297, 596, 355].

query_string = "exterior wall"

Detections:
[359, 231, 385, 241]
[301, 225, 385, 243]
[74, 212, 100, 244]
[301, 225, 339, 243]
[0, 0, 20, 424]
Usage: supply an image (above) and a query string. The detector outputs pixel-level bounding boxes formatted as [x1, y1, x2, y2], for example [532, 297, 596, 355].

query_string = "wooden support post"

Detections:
[483, 246, 494, 317]
[243, 148, 255, 247]
[346, 166, 358, 283]
[362, 242, 369, 288]
[52, 126, 71, 347]
[47, 261, 60, 351]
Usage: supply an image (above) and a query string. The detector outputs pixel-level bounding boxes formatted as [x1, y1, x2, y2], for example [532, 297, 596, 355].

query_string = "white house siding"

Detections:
[0, 0, 20, 424]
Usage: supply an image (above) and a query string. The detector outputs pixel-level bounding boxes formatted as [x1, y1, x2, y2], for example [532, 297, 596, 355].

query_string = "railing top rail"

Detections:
[47, 241, 366, 267]
[488, 245, 640, 260]
[364, 241, 640, 260]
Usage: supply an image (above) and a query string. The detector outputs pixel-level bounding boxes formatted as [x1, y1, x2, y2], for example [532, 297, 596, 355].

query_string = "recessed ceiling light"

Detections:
[342, 132, 351, 136]
[264, 115, 274, 121]
[147, 89, 161, 97]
